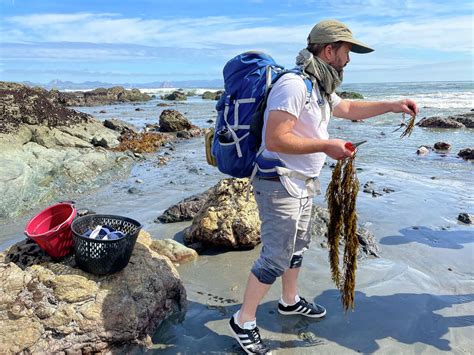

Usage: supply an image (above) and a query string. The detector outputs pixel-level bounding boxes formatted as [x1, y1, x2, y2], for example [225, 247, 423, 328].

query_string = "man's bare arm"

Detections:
[265, 110, 353, 160]
[333, 98, 418, 120]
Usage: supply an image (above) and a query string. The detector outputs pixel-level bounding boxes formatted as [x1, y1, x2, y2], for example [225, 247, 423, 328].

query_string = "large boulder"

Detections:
[418, 112, 473, 129]
[156, 187, 213, 223]
[159, 109, 193, 132]
[0, 231, 186, 354]
[184, 178, 261, 250]
[161, 91, 187, 101]
[202, 90, 224, 100]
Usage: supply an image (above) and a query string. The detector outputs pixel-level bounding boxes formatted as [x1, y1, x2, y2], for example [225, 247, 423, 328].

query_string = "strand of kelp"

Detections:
[326, 154, 360, 311]
[393, 113, 417, 138]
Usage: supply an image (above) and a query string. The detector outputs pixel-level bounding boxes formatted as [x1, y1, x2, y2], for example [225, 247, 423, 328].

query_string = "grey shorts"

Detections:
[251, 177, 313, 284]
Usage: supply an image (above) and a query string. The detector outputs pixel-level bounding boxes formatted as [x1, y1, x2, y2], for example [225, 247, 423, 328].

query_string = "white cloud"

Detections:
[3, 11, 472, 55]
[352, 16, 473, 53]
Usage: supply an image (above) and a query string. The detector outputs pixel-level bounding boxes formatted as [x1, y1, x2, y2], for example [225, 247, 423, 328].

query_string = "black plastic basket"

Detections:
[71, 214, 142, 275]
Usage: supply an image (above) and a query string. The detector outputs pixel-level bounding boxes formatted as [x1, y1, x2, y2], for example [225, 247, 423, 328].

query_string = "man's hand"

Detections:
[391, 99, 418, 116]
[323, 139, 354, 160]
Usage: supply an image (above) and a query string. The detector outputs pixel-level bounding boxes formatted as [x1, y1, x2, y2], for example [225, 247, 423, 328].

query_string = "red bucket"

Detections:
[25, 202, 77, 258]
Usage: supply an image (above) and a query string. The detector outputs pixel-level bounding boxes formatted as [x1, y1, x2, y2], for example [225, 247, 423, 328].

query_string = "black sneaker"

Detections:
[229, 316, 272, 354]
[278, 297, 327, 318]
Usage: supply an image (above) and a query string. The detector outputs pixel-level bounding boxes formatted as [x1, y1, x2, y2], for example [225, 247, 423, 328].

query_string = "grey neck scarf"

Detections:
[295, 48, 343, 98]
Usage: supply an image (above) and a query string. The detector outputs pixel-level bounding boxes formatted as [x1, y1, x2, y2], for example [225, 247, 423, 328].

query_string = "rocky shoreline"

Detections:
[0, 82, 203, 218]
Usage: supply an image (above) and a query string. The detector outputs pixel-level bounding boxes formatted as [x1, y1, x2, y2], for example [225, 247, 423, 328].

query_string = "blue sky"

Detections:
[0, 0, 473, 84]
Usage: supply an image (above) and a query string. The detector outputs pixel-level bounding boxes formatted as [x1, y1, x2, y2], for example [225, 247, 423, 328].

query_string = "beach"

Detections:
[0, 81, 473, 354]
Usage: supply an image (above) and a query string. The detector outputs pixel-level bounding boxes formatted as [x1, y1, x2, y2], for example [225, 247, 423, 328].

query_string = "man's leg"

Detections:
[238, 273, 272, 324]
[277, 197, 326, 318]
[281, 267, 300, 305]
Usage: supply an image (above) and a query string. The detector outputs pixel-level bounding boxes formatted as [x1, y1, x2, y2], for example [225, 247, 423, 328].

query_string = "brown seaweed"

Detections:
[326, 154, 360, 311]
[399, 113, 417, 138]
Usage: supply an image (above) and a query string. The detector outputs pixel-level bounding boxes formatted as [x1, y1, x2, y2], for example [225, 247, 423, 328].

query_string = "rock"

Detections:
[433, 142, 451, 151]
[159, 110, 192, 132]
[0, 131, 131, 218]
[0, 231, 186, 353]
[310, 205, 380, 258]
[356, 228, 380, 257]
[127, 187, 140, 194]
[448, 112, 474, 128]
[0, 82, 91, 134]
[157, 103, 170, 107]
[103, 118, 138, 133]
[336, 91, 364, 99]
[458, 213, 473, 224]
[184, 178, 261, 250]
[417, 116, 465, 128]
[156, 188, 213, 223]
[417, 146, 430, 155]
[176, 130, 192, 139]
[58, 87, 152, 106]
[145, 123, 160, 132]
[458, 148, 474, 160]
[202, 90, 224, 100]
[149, 239, 198, 263]
[161, 91, 187, 101]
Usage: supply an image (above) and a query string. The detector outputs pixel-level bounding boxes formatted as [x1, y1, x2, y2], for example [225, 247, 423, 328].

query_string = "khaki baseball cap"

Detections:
[308, 19, 374, 54]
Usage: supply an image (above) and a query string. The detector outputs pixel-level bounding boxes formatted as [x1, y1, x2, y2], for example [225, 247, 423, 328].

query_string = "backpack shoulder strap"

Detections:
[273, 68, 313, 105]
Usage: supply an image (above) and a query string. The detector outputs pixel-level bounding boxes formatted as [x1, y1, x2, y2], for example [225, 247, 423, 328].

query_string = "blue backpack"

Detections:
[211, 51, 313, 178]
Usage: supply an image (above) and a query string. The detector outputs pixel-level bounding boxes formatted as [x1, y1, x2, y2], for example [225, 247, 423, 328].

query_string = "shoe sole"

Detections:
[278, 308, 327, 318]
[228, 323, 272, 355]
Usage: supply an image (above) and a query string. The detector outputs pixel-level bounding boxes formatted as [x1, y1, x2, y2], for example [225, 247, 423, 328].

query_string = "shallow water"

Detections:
[0, 81, 473, 354]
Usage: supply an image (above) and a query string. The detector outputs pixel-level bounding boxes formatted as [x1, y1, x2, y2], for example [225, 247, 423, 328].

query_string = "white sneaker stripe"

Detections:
[238, 334, 249, 338]
[306, 308, 312, 314]
[296, 305, 304, 312]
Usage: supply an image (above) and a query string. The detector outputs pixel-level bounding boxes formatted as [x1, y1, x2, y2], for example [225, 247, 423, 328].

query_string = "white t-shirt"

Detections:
[262, 73, 341, 198]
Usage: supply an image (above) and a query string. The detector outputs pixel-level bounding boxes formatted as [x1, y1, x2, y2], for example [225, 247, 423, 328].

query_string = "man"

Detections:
[229, 19, 418, 354]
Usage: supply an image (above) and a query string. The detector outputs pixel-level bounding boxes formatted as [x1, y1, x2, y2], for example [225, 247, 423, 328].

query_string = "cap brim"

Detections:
[347, 39, 374, 54]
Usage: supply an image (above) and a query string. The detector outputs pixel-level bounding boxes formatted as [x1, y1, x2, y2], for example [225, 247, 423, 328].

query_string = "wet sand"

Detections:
[1, 137, 473, 354]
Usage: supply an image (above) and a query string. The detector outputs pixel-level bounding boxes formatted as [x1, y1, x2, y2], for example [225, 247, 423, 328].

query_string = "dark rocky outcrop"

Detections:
[0, 231, 186, 353]
[458, 213, 473, 224]
[337, 91, 364, 99]
[57, 87, 152, 106]
[418, 112, 474, 129]
[202, 90, 224, 100]
[161, 91, 187, 101]
[159, 109, 193, 132]
[156, 187, 213, 223]
[458, 148, 474, 160]
[433, 142, 451, 151]
[0, 82, 91, 134]
[103, 118, 138, 134]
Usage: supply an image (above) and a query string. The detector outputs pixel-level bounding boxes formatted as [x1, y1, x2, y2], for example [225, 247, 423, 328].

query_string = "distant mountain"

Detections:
[21, 79, 224, 90]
